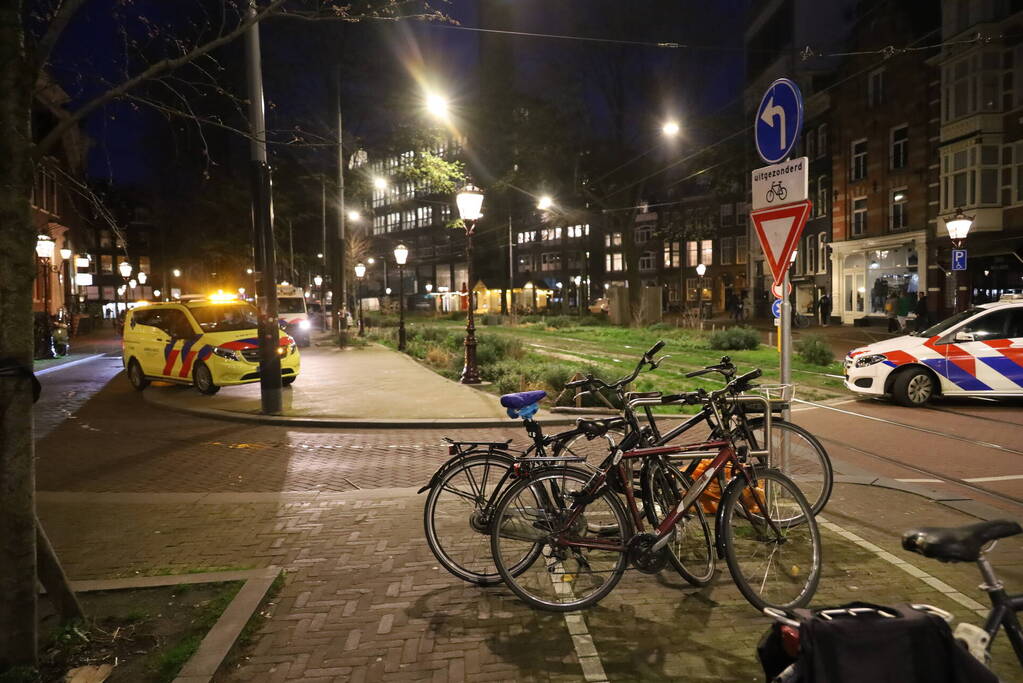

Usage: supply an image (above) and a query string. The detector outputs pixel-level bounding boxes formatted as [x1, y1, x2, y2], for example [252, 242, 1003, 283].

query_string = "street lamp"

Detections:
[313, 274, 325, 331]
[537, 195, 553, 211]
[137, 271, 147, 285]
[394, 244, 409, 351]
[354, 262, 366, 336]
[944, 209, 975, 312]
[118, 261, 132, 279]
[662, 120, 681, 138]
[696, 262, 708, 319]
[35, 236, 57, 357]
[372, 177, 388, 191]
[348, 210, 361, 222]
[425, 282, 435, 318]
[455, 182, 484, 384]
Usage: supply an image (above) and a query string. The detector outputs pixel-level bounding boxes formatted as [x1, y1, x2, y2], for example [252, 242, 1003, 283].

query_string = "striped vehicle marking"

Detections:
[177, 336, 203, 378]
[161, 339, 180, 376]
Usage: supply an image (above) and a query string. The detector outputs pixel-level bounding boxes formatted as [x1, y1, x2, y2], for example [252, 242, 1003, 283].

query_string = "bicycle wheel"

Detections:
[641, 459, 715, 586]
[491, 467, 631, 611]
[743, 419, 833, 515]
[720, 468, 821, 611]
[557, 429, 624, 470]
[424, 453, 539, 586]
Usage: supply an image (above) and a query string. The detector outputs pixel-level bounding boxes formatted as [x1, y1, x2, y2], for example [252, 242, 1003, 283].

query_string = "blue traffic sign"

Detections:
[772, 298, 783, 318]
[755, 78, 804, 164]
[952, 249, 967, 271]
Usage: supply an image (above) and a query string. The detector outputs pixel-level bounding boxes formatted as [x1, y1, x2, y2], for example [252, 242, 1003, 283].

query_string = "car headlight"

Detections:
[212, 346, 239, 361]
[290, 342, 297, 355]
[298, 319, 311, 330]
[854, 354, 888, 368]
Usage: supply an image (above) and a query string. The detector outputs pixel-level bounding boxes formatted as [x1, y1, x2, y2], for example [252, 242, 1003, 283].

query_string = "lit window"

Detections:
[852, 197, 867, 236]
[700, 239, 713, 265]
[890, 189, 908, 231]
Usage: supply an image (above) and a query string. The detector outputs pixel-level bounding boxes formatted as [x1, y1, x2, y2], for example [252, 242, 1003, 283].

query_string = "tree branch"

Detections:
[34, 0, 290, 159]
[33, 0, 91, 71]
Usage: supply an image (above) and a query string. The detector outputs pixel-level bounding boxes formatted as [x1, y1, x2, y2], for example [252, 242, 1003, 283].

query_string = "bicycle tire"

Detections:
[490, 467, 632, 611]
[423, 452, 538, 585]
[641, 459, 715, 586]
[742, 419, 833, 516]
[719, 468, 821, 611]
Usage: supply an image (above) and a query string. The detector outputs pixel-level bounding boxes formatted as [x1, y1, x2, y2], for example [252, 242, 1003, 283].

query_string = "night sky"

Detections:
[46, 0, 748, 189]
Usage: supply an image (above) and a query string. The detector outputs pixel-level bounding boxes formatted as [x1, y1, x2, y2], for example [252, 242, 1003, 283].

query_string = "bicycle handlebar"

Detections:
[564, 340, 669, 395]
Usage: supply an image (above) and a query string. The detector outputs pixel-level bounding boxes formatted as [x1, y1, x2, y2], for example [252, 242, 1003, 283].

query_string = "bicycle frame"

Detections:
[977, 555, 1023, 666]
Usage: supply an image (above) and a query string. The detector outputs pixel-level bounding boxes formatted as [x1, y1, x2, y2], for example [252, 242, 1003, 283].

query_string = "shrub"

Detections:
[707, 326, 761, 350]
[425, 346, 453, 368]
[797, 334, 833, 366]
[481, 314, 504, 326]
[544, 315, 576, 329]
[475, 333, 524, 366]
[647, 321, 673, 331]
[576, 314, 610, 327]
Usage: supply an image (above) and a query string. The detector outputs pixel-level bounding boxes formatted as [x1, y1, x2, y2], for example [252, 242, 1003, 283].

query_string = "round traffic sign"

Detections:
[755, 78, 804, 164]
[771, 298, 783, 318]
[770, 281, 793, 299]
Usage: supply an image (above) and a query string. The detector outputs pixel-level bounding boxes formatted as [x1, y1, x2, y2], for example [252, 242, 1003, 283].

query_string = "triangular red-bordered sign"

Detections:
[750, 200, 813, 285]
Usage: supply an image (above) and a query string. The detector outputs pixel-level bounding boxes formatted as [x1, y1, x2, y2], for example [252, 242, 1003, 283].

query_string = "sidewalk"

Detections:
[33, 326, 121, 374]
[143, 343, 574, 427]
[36, 480, 1023, 682]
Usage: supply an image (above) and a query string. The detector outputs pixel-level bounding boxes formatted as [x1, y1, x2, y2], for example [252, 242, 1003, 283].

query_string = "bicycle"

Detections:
[489, 369, 822, 613]
[761, 519, 1022, 680]
[766, 180, 788, 203]
[792, 309, 811, 329]
[559, 354, 833, 517]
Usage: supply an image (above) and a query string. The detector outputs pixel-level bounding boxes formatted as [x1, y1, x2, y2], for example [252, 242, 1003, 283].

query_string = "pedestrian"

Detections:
[915, 292, 929, 332]
[885, 293, 899, 333]
[818, 293, 832, 327]
[897, 290, 914, 332]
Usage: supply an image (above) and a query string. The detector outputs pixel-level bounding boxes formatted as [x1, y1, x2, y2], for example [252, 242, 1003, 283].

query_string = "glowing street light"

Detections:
[455, 183, 485, 384]
[394, 244, 409, 351]
[372, 176, 388, 191]
[348, 210, 361, 222]
[425, 91, 450, 120]
[662, 120, 681, 138]
[696, 263, 707, 276]
[354, 262, 367, 336]
[137, 271, 147, 285]
[172, 268, 181, 277]
[313, 275, 323, 287]
[944, 209, 974, 244]
[118, 261, 133, 278]
[537, 195, 553, 211]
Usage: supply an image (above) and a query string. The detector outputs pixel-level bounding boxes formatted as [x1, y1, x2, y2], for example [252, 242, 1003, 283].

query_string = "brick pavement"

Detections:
[32, 353, 1023, 681]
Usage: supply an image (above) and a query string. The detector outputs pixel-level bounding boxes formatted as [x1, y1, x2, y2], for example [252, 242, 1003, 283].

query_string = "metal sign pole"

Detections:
[780, 268, 791, 423]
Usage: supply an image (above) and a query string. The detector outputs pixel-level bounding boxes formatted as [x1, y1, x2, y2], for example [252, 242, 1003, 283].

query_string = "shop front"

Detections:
[830, 231, 927, 325]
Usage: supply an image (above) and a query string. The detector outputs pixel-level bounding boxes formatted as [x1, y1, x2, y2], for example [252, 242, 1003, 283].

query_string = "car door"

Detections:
[127, 309, 164, 377]
[943, 308, 1021, 394]
[157, 308, 202, 380]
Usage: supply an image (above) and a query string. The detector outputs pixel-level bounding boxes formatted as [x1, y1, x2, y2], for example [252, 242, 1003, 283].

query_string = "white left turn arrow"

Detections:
[760, 96, 786, 150]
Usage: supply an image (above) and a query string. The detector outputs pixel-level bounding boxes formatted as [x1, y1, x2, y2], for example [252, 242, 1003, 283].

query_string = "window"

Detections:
[868, 68, 885, 107]
[517, 255, 534, 272]
[720, 203, 733, 226]
[806, 129, 816, 159]
[541, 227, 562, 241]
[440, 205, 452, 222]
[517, 231, 536, 244]
[941, 144, 1000, 210]
[387, 212, 400, 232]
[817, 124, 827, 159]
[736, 236, 748, 265]
[403, 209, 416, 231]
[685, 278, 699, 302]
[721, 237, 734, 265]
[605, 232, 622, 248]
[1014, 142, 1023, 203]
[943, 52, 1001, 122]
[891, 126, 908, 169]
[373, 215, 385, 235]
[700, 239, 713, 265]
[961, 310, 1017, 342]
[663, 241, 680, 268]
[417, 206, 432, 228]
[567, 224, 589, 238]
[100, 254, 113, 274]
[605, 252, 623, 271]
[852, 197, 867, 236]
[635, 225, 653, 243]
[817, 233, 827, 274]
[805, 234, 818, 274]
[890, 189, 908, 231]
[816, 176, 829, 217]
[541, 253, 561, 271]
[98, 230, 113, 248]
[372, 186, 386, 208]
[686, 240, 698, 267]
[31, 167, 59, 215]
[639, 251, 656, 271]
[851, 139, 867, 181]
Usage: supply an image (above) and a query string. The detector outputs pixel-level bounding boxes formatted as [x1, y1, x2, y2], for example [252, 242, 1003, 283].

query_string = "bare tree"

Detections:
[0, 0, 445, 668]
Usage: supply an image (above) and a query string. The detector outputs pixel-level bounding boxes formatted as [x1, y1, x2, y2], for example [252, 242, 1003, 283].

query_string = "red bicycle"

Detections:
[489, 369, 822, 612]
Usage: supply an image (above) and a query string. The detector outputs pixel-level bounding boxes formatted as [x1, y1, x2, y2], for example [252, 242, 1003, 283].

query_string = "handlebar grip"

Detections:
[646, 340, 666, 358]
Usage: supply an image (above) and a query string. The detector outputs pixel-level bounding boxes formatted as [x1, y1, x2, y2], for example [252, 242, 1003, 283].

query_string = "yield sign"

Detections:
[750, 199, 813, 284]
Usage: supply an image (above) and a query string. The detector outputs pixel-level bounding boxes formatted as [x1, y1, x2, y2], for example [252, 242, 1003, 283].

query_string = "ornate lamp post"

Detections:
[354, 262, 366, 336]
[115, 260, 132, 323]
[313, 275, 325, 330]
[394, 244, 409, 351]
[944, 209, 974, 312]
[696, 262, 707, 319]
[35, 236, 57, 357]
[456, 182, 484, 384]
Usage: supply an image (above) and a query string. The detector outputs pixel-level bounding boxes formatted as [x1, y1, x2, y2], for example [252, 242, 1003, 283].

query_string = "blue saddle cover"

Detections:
[500, 390, 547, 419]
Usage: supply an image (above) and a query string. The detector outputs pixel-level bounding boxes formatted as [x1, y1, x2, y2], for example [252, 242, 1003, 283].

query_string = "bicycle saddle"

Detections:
[575, 417, 619, 438]
[500, 390, 547, 419]
[902, 519, 1022, 563]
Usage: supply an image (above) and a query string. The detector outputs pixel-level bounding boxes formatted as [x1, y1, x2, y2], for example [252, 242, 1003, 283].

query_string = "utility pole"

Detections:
[320, 178, 328, 331]
[245, 0, 282, 414]
[334, 66, 347, 342]
[507, 214, 514, 322]
[288, 219, 294, 283]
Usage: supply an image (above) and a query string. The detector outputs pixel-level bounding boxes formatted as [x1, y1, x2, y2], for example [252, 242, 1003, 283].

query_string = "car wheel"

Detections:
[892, 367, 934, 407]
[193, 361, 220, 395]
[283, 377, 296, 386]
[127, 358, 149, 391]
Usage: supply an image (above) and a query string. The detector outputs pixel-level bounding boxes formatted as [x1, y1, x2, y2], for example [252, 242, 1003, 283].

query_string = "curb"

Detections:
[142, 392, 581, 429]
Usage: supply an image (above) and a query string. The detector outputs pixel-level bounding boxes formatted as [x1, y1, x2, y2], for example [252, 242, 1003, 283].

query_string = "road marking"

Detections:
[794, 398, 1023, 456]
[35, 354, 108, 376]
[895, 478, 942, 483]
[562, 609, 609, 681]
[896, 474, 1023, 484]
[819, 516, 988, 618]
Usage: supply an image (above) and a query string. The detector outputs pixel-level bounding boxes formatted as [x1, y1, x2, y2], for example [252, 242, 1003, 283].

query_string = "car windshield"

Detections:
[278, 298, 306, 314]
[913, 307, 984, 338]
[190, 304, 259, 333]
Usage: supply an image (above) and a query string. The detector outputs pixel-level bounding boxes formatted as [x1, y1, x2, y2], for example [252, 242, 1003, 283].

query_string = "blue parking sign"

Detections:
[772, 298, 783, 318]
[755, 78, 803, 164]
[952, 249, 967, 271]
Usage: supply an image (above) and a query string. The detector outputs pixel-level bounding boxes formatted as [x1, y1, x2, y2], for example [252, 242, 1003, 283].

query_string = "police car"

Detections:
[277, 283, 312, 347]
[122, 294, 301, 395]
[844, 294, 1023, 406]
